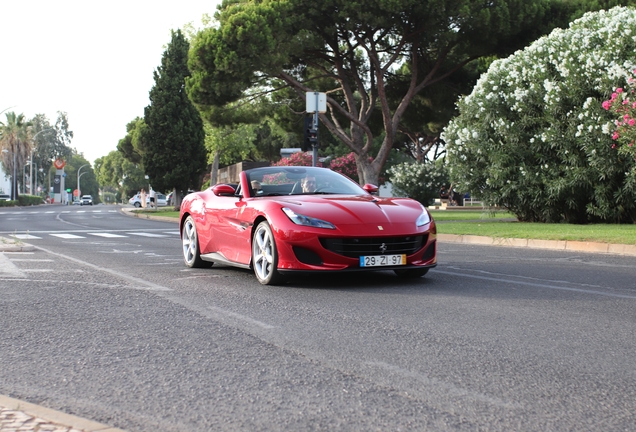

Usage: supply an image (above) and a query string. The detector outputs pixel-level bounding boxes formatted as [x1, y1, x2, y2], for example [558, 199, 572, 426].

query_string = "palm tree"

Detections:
[0, 111, 32, 200]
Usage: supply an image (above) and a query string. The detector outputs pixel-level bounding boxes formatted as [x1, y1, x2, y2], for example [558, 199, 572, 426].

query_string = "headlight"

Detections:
[282, 207, 335, 229]
[416, 206, 431, 227]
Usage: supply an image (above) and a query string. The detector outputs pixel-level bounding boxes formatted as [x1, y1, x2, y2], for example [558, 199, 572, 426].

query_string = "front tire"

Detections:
[182, 216, 212, 268]
[252, 221, 284, 285]
[394, 268, 429, 278]
[134, 202, 141, 208]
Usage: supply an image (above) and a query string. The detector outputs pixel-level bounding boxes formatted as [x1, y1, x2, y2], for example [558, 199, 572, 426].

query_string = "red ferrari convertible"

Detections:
[180, 166, 437, 285]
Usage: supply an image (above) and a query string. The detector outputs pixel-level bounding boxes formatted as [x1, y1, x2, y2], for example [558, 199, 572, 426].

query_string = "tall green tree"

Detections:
[95, 150, 146, 200]
[64, 154, 98, 202]
[187, 0, 571, 185]
[143, 29, 207, 201]
[117, 117, 147, 166]
[30, 112, 74, 192]
[0, 112, 32, 199]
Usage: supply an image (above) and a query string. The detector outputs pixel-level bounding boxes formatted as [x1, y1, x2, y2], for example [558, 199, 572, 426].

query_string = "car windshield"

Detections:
[245, 166, 365, 196]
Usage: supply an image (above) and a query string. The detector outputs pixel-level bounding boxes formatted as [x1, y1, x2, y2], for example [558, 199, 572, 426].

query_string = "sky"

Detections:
[1, 0, 222, 165]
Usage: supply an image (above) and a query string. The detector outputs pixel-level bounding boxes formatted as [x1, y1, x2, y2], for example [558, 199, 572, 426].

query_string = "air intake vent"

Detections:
[320, 235, 427, 258]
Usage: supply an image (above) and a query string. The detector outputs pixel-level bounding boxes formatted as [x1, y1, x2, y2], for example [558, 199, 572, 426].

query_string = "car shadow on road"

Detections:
[282, 270, 439, 292]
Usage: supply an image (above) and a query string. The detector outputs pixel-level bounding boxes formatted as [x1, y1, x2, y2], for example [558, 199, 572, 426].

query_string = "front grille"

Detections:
[320, 235, 427, 258]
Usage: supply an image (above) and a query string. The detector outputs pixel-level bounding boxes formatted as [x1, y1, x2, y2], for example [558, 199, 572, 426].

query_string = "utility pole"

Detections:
[305, 92, 326, 167]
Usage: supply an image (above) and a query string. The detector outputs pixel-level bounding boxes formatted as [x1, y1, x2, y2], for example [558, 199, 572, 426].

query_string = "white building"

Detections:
[0, 161, 11, 195]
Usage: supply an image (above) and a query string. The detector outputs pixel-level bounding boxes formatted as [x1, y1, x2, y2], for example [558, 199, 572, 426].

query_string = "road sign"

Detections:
[306, 92, 326, 113]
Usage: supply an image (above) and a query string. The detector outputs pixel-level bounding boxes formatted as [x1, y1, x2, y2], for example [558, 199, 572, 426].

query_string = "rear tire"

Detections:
[394, 268, 429, 278]
[182, 216, 212, 268]
[134, 202, 141, 208]
[252, 221, 284, 285]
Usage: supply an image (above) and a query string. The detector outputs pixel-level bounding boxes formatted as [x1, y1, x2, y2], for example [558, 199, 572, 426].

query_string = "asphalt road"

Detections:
[1, 205, 635, 431]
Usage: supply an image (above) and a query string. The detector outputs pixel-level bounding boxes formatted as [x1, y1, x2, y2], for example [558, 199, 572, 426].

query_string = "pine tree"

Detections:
[143, 29, 206, 203]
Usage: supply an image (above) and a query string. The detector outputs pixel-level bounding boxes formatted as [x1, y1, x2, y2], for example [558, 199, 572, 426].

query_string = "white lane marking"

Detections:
[11, 234, 42, 239]
[89, 233, 127, 238]
[9, 259, 54, 262]
[126, 232, 168, 238]
[50, 234, 86, 239]
[164, 231, 181, 235]
[91, 210, 102, 213]
[45, 211, 55, 213]
[433, 269, 636, 299]
[207, 306, 276, 330]
[0, 253, 26, 278]
[365, 360, 522, 409]
[33, 246, 173, 291]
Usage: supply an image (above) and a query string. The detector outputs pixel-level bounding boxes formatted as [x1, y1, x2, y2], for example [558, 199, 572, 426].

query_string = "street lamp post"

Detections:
[29, 128, 54, 197]
[25, 160, 38, 195]
[77, 164, 89, 202]
[1, 149, 16, 200]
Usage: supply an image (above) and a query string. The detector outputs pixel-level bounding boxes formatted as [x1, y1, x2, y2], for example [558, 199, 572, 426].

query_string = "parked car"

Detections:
[129, 193, 144, 208]
[129, 192, 167, 208]
[180, 166, 437, 285]
[80, 195, 93, 206]
[155, 193, 167, 207]
[0, 193, 11, 201]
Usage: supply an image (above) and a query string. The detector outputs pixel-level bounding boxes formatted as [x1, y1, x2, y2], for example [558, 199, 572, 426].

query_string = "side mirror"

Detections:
[363, 183, 379, 194]
[212, 184, 236, 197]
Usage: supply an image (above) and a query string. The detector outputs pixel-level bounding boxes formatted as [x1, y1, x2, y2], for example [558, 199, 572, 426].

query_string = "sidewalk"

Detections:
[0, 395, 124, 432]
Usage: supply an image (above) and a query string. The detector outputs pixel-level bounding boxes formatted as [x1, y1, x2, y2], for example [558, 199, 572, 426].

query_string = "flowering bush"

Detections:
[329, 152, 359, 182]
[272, 151, 362, 183]
[388, 161, 449, 206]
[443, 6, 636, 223]
[603, 74, 636, 157]
[272, 151, 313, 167]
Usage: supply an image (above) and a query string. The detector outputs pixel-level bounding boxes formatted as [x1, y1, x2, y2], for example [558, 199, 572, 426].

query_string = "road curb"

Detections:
[0, 395, 126, 432]
[0, 237, 35, 252]
[116, 210, 636, 257]
[119, 207, 178, 223]
[437, 233, 636, 256]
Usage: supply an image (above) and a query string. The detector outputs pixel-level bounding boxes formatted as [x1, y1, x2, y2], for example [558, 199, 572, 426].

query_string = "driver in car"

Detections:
[301, 176, 317, 193]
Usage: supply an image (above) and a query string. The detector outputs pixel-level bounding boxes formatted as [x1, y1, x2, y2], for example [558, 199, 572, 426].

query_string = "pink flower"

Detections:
[629, 119, 636, 126]
[602, 100, 612, 110]
[612, 131, 620, 140]
[617, 88, 624, 93]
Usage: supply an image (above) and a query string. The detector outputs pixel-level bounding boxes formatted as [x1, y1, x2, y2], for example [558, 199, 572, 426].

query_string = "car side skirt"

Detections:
[201, 252, 251, 269]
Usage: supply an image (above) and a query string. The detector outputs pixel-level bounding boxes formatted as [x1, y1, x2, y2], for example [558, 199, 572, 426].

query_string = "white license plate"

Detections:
[359, 254, 406, 267]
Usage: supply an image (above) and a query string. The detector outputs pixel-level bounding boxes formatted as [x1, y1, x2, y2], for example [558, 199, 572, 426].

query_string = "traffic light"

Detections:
[303, 115, 318, 151]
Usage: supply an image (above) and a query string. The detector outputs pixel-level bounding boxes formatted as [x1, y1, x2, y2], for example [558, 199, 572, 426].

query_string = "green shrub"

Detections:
[17, 195, 44, 206]
[387, 161, 449, 205]
[444, 7, 636, 223]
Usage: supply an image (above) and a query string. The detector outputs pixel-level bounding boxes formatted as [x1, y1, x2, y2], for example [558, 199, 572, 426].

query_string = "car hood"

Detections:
[273, 194, 428, 233]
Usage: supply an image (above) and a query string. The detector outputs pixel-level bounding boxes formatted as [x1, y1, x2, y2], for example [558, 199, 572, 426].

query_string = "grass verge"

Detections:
[433, 211, 636, 244]
[137, 207, 636, 245]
